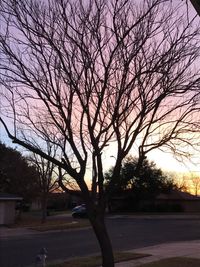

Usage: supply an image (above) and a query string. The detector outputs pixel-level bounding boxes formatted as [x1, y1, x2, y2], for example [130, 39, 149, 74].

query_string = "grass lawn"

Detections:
[48, 252, 150, 267]
[12, 211, 91, 231]
[138, 257, 200, 267]
[30, 220, 90, 231]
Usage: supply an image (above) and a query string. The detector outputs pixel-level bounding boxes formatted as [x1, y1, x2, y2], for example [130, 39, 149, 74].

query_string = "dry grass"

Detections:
[11, 212, 90, 231]
[30, 220, 90, 231]
[48, 252, 150, 267]
[138, 257, 200, 267]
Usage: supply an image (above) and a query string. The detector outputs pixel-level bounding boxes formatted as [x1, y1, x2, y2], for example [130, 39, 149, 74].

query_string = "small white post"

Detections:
[35, 247, 47, 267]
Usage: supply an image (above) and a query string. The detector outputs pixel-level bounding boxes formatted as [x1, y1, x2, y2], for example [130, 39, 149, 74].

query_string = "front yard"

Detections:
[12, 211, 91, 231]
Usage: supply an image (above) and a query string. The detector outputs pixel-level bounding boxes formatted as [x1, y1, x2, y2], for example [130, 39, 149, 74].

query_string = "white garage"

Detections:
[0, 193, 22, 225]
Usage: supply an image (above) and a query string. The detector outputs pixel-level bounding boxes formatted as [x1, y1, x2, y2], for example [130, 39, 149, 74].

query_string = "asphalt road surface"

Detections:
[1, 216, 200, 267]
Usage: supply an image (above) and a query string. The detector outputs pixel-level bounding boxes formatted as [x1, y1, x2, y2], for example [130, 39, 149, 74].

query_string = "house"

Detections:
[108, 189, 200, 212]
[0, 193, 22, 225]
[155, 190, 200, 212]
[31, 190, 84, 211]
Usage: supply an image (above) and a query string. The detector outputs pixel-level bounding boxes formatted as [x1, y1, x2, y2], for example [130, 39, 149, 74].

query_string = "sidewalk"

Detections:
[115, 240, 200, 267]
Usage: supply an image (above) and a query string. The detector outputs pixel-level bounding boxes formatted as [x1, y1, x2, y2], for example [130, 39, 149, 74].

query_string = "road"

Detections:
[1, 216, 200, 267]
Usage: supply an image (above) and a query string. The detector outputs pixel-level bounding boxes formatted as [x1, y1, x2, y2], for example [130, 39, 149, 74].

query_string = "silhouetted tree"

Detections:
[189, 173, 200, 196]
[1, 1, 200, 266]
[174, 174, 190, 193]
[105, 156, 175, 200]
[0, 142, 39, 203]
[28, 140, 60, 223]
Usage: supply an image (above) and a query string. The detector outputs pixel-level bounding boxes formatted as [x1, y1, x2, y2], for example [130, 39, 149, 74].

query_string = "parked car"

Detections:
[72, 204, 87, 218]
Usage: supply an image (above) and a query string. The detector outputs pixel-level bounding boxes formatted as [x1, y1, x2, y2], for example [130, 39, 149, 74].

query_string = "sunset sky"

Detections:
[1, 0, 200, 197]
[1, 124, 198, 177]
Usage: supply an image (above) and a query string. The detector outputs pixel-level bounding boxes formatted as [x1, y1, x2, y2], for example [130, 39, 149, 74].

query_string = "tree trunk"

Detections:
[41, 195, 47, 223]
[90, 215, 114, 267]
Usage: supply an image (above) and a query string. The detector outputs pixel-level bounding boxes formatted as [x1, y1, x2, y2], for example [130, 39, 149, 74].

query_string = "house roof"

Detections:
[0, 193, 23, 201]
[157, 190, 200, 201]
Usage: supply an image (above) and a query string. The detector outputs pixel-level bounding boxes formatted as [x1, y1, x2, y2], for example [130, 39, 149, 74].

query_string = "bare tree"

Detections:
[28, 139, 77, 223]
[28, 140, 59, 223]
[190, 173, 200, 196]
[174, 174, 190, 192]
[1, 1, 200, 266]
